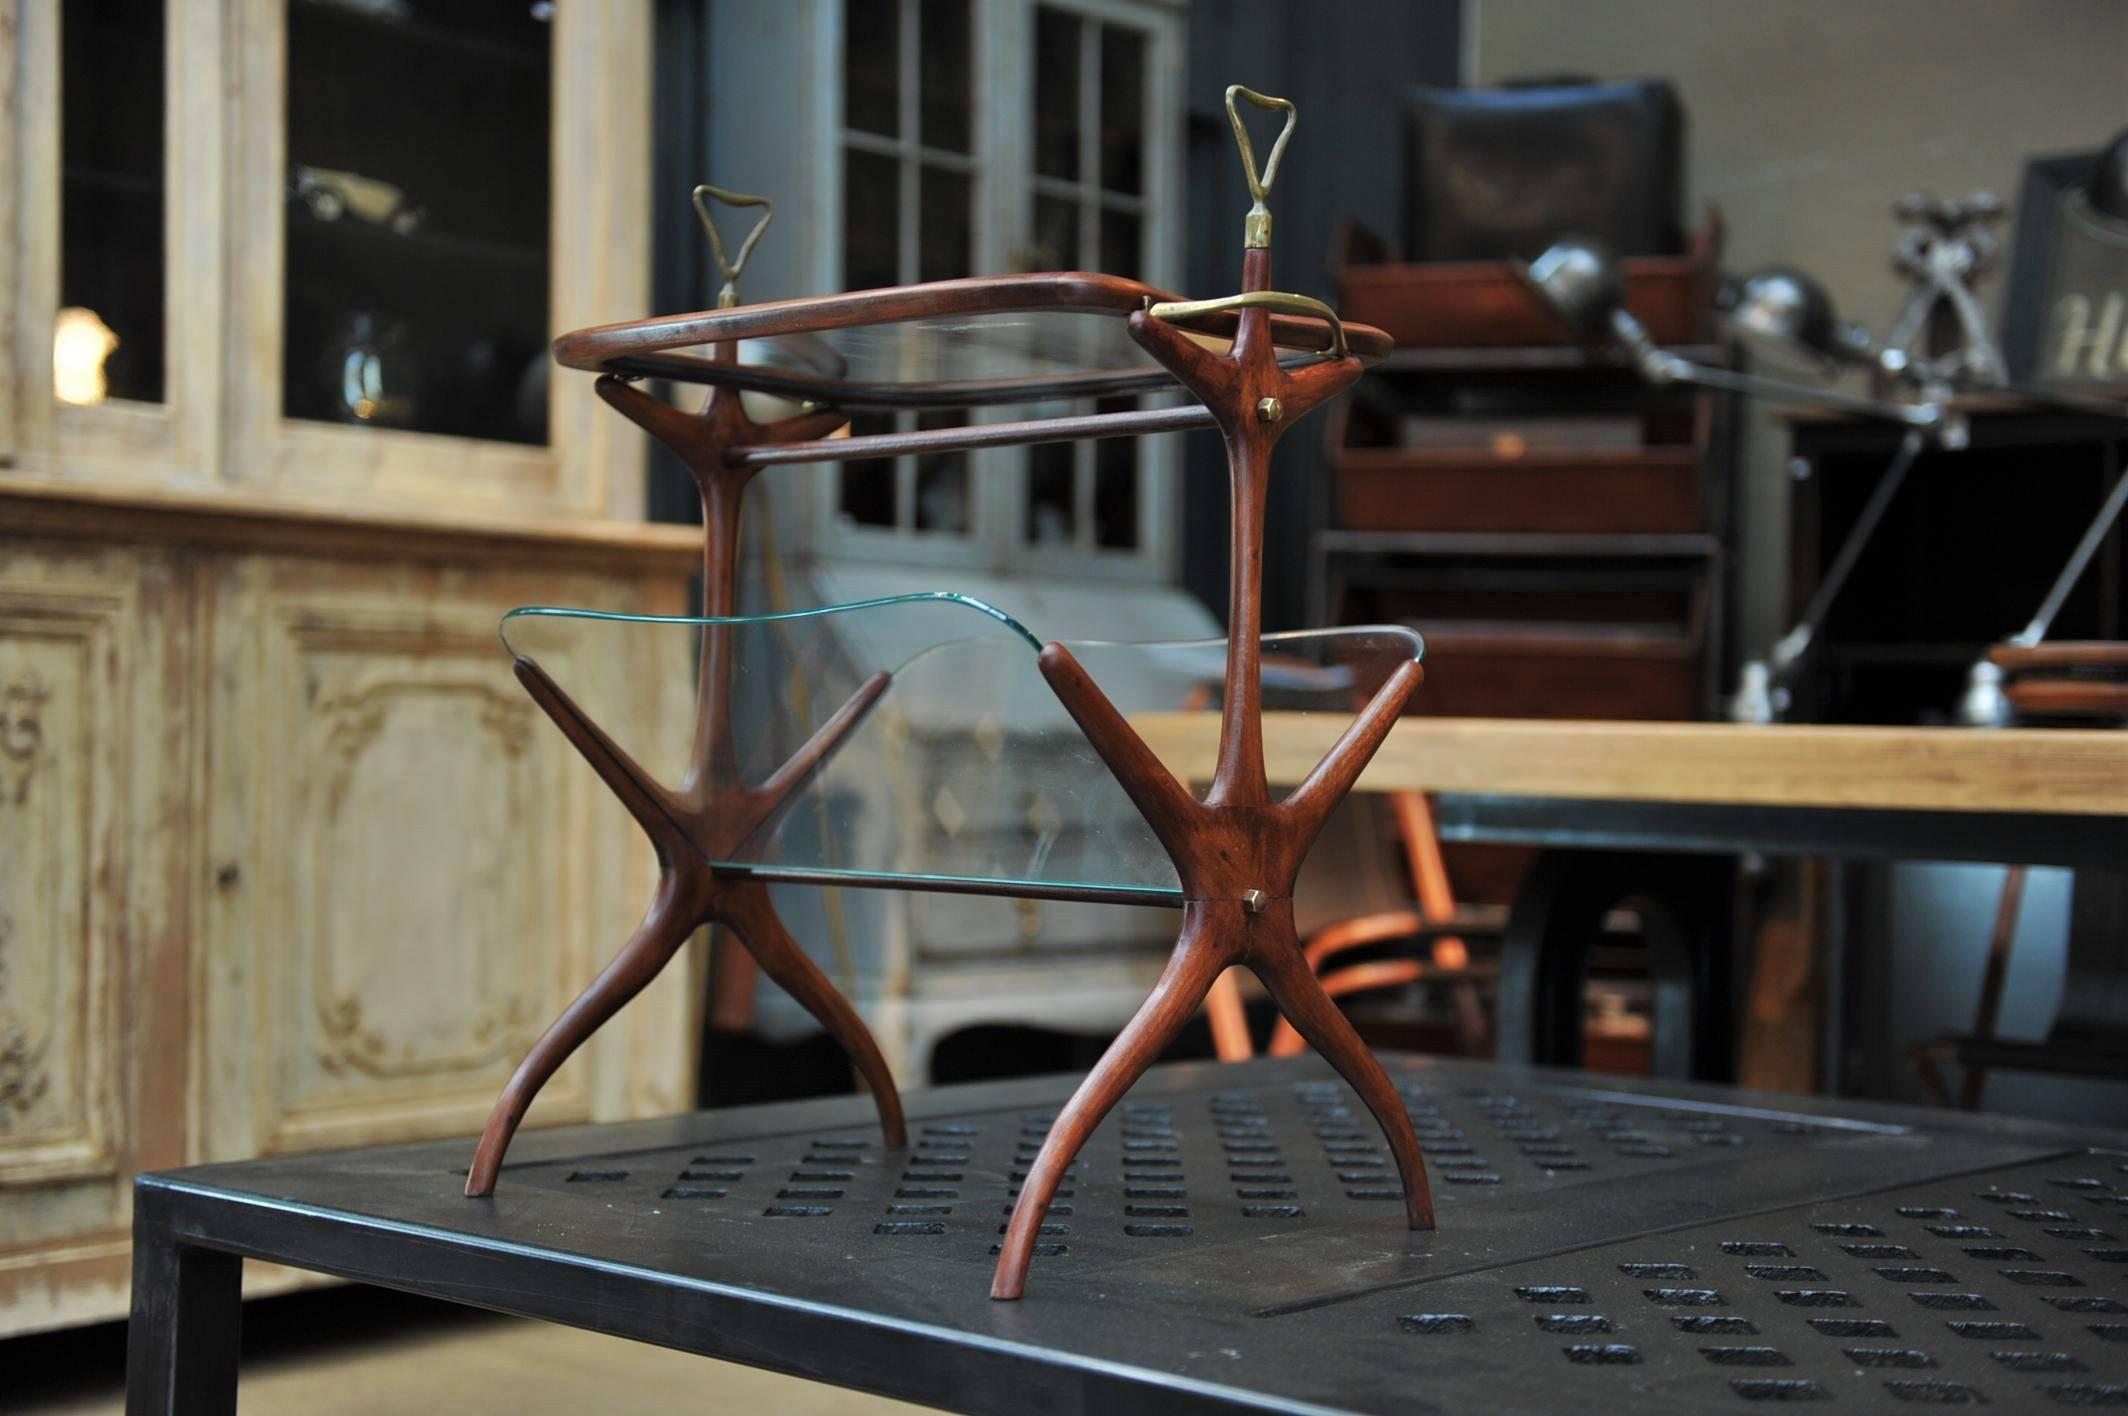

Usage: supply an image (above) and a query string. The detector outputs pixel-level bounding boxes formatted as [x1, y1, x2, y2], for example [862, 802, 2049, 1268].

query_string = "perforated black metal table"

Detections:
[129, 1055, 2128, 1414]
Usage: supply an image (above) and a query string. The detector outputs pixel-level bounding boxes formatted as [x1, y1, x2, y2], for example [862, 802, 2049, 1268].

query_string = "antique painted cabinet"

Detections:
[0, 0, 701, 1334]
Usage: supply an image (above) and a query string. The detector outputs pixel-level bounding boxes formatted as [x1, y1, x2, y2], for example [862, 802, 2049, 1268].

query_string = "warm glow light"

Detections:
[1432, 937, 1470, 971]
[53, 306, 118, 405]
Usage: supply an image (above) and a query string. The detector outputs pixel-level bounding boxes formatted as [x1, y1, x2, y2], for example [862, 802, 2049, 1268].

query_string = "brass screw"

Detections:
[1256, 396, 1283, 424]
[1241, 888, 1268, 914]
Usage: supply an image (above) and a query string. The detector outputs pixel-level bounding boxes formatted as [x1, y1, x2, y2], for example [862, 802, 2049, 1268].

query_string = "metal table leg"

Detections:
[126, 1190, 242, 1416]
[1496, 849, 1739, 1081]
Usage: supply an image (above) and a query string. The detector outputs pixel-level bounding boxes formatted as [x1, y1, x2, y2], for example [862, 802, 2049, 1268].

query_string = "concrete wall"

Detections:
[1465, 0, 2128, 652]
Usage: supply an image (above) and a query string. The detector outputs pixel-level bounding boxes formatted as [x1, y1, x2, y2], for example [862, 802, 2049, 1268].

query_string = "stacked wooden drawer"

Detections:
[1319, 227, 1733, 727]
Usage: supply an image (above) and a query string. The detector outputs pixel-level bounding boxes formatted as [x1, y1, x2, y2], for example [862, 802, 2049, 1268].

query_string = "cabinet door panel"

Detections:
[0, 542, 189, 1332]
[202, 556, 690, 1159]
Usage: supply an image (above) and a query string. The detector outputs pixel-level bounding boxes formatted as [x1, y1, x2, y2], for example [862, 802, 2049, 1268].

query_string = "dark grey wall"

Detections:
[1182, 1, 1461, 629]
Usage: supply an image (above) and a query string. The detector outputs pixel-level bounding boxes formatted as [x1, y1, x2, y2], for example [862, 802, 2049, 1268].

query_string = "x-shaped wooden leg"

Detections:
[467, 372, 907, 1196]
[992, 259, 1436, 1298]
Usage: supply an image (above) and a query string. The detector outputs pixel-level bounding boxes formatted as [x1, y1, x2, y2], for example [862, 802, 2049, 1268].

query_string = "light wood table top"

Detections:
[1133, 715, 2128, 818]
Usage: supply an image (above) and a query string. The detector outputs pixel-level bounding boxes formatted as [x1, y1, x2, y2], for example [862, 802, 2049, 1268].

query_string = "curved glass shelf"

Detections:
[551, 272, 1392, 411]
[502, 595, 1422, 906]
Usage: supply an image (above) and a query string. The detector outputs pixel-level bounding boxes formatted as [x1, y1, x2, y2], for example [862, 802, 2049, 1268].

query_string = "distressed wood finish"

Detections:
[0, 532, 698, 1337]
[0, 0, 679, 1337]
[224, 0, 651, 520]
[464, 371, 907, 1197]
[5, 0, 224, 489]
[992, 247, 1436, 1301]
[0, 545, 188, 1334]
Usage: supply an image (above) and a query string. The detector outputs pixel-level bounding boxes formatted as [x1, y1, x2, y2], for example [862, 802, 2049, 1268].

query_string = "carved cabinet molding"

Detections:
[0, 544, 192, 1335]
[0, 520, 700, 1338]
[0, 0, 685, 1337]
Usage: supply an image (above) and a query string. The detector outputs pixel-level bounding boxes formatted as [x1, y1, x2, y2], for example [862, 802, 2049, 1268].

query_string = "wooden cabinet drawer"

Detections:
[1337, 447, 1703, 535]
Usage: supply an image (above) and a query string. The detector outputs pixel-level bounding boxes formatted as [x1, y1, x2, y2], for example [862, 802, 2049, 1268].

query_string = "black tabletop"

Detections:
[136, 1055, 2128, 1414]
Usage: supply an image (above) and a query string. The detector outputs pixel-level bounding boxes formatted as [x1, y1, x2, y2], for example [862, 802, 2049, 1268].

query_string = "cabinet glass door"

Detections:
[10, 0, 219, 482]
[59, 0, 167, 408]
[281, 1, 552, 445]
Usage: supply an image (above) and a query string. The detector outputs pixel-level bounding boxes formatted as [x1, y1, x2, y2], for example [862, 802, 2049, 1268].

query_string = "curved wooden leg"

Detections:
[720, 879, 907, 1150]
[467, 870, 704, 1197]
[993, 904, 1240, 1300]
[1269, 909, 1429, 1056]
[1252, 931, 1435, 1231]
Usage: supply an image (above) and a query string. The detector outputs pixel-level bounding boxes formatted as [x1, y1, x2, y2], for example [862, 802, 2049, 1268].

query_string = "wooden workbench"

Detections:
[1142, 712, 2127, 1094]
[1135, 714, 2128, 816]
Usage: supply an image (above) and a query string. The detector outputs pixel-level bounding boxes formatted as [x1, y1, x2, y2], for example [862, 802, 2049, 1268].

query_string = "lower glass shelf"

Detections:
[500, 592, 1423, 905]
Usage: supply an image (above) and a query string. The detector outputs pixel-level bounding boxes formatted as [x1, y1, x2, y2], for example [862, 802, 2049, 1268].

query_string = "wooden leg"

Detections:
[721, 880, 907, 1150]
[467, 871, 703, 1196]
[1205, 967, 1253, 1060]
[1270, 910, 1430, 1056]
[1252, 930, 1435, 1232]
[992, 906, 1240, 1300]
[126, 1214, 242, 1416]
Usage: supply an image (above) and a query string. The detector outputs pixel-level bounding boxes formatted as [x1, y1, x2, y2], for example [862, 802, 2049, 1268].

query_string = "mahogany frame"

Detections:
[464, 356, 908, 1197]
[551, 270, 1391, 411]
[470, 96, 1434, 1298]
[990, 242, 1433, 1298]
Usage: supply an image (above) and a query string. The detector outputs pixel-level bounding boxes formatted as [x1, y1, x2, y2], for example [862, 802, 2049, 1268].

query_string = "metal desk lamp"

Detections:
[1521, 238, 1947, 429]
[1519, 238, 1952, 722]
[1954, 143, 2128, 724]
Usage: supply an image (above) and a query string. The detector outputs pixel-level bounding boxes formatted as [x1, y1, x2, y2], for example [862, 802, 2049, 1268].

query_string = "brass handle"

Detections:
[1225, 85, 1296, 250]
[692, 184, 774, 308]
[1146, 289, 1349, 361]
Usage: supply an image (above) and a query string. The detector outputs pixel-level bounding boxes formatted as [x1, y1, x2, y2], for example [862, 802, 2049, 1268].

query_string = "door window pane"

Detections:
[844, 0, 900, 137]
[1099, 208, 1141, 282]
[919, 166, 972, 284]
[60, 0, 165, 405]
[1026, 440, 1076, 545]
[844, 150, 902, 290]
[1033, 8, 1081, 181]
[1098, 26, 1145, 195]
[282, 0, 551, 443]
[1093, 397, 1139, 550]
[841, 412, 897, 527]
[1033, 195, 1080, 270]
[918, 0, 971, 153]
[914, 411, 970, 533]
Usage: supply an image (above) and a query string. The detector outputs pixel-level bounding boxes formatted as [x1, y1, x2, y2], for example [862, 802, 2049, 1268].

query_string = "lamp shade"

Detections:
[1728, 266, 1844, 358]
[1520, 237, 1627, 341]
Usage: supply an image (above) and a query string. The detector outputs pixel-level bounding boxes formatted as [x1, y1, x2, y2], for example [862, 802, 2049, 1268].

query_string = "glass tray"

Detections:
[550, 272, 1392, 411]
[501, 593, 1423, 905]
